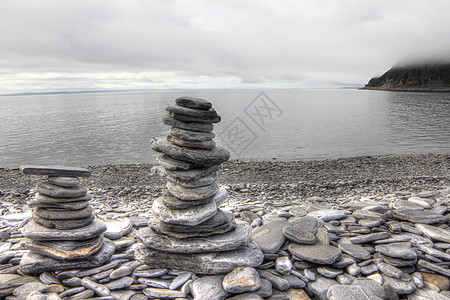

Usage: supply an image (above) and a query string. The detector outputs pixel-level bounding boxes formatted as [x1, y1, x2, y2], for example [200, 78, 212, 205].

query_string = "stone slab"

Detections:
[163, 115, 213, 132]
[20, 165, 91, 178]
[175, 96, 212, 110]
[135, 241, 263, 275]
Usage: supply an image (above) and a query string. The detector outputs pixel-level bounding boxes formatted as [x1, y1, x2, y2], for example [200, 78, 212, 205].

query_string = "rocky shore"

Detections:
[1, 154, 449, 299]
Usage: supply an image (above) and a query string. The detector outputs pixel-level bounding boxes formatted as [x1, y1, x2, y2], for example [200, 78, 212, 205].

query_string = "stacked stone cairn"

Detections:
[135, 97, 264, 275]
[19, 166, 114, 274]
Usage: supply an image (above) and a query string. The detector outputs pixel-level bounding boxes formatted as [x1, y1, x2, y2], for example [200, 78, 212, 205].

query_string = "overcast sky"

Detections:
[1, 0, 449, 94]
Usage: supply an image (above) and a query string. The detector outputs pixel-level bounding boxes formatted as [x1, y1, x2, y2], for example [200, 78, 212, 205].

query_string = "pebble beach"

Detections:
[1, 153, 450, 299]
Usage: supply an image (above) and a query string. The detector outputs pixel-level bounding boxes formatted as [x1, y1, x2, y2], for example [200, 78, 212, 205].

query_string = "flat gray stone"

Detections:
[170, 127, 215, 142]
[34, 206, 93, 220]
[391, 209, 447, 224]
[36, 182, 87, 198]
[19, 239, 115, 275]
[191, 275, 228, 300]
[327, 285, 373, 300]
[338, 243, 371, 260]
[349, 232, 390, 244]
[153, 165, 219, 181]
[391, 200, 424, 211]
[103, 218, 133, 240]
[417, 259, 450, 277]
[163, 115, 213, 132]
[167, 181, 219, 200]
[289, 243, 342, 265]
[175, 96, 212, 110]
[222, 267, 261, 293]
[166, 104, 218, 118]
[156, 155, 197, 171]
[104, 276, 134, 290]
[170, 111, 221, 124]
[408, 288, 450, 300]
[283, 216, 323, 244]
[20, 165, 91, 177]
[382, 273, 416, 295]
[135, 241, 263, 275]
[167, 134, 216, 150]
[252, 220, 288, 253]
[81, 278, 111, 296]
[22, 218, 106, 241]
[352, 278, 386, 299]
[307, 209, 348, 221]
[137, 223, 251, 253]
[32, 213, 94, 229]
[307, 277, 339, 300]
[375, 243, 417, 260]
[416, 223, 450, 243]
[151, 137, 229, 167]
[148, 208, 236, 239]
[165, 170, 217, 188]
[162, 186, 225, 209]
[377, 262, 403, 279]
[35, 193, 92, 203]
[48, 176, 80, 187]
[28, 199, 89, 210]
[151, 196, 217, 226]
[13, 282, 50, 299]
[142, 287, 186, 299]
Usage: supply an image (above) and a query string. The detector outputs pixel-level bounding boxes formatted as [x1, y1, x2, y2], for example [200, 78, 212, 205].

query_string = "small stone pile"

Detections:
[135, 97, 264, 275]
[18, 166, 114, 274]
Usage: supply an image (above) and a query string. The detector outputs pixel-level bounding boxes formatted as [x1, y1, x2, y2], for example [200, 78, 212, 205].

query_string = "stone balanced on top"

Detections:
[135, 97, 263, 274]
[19, 165, 115, 274]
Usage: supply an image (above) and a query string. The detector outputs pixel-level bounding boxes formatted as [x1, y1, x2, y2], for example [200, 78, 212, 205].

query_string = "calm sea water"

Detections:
[0, 89, 449, 168]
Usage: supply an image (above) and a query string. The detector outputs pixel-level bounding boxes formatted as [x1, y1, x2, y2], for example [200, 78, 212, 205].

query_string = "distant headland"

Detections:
[362, 61, 450, 92]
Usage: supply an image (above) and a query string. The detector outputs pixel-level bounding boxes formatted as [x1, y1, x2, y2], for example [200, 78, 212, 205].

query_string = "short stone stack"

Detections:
[135, 97, 263, 274]
[19, 165, 115, 274]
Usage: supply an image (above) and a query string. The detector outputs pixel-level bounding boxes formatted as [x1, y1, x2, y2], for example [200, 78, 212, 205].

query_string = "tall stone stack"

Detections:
[135, 97, 263, 274]
[19, 166, 115, 274]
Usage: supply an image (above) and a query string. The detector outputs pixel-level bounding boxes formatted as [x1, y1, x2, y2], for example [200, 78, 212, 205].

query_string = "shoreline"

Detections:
[1, 153, 448, 205]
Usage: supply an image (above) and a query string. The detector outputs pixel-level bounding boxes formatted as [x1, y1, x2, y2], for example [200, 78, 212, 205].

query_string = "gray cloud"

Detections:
[1, 0, 449, 93]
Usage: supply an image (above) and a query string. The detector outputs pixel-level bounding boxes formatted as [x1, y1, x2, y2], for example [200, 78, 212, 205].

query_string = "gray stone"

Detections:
[28, 199, 89, 210]
[346, 263, 362, 276]
[39, 272, 61, 285]
[170, 112, 220, 124]
[169, 272, 192, 290]
[19, 239, 115, 275]
[170, 127, 215, 142]
[307, 277, 339, 300]
[391, 200, 424, 211]
[226, 293, 264, 300]
[252, 220, 288, 253]
[22, 218, 106, 241]
[32, 213, 94, 230]
[151, 137, 229, 167]
[133, 267, 168, 278]
[336, 274, 356, 285]
[160, 188, 218, 209]
[151, 196, 217, 226]
[338, 243, 371, 260]
[383, 273, 416, 295]
[20, 165, 91, 177]
[317, 266, 343, 278]
[36, 182, 87, 198]
[35, 193, 91, 203]
[65, 289, 95, 299]
[349, 232, 390, 244]
[137, 223, 252, 253]
[135, 241, 263, 275]
[408, 196, 434, 208]
[34, 206, 93, 220]
[138, 277, 170, 288]
[416, 223, 450, 243]
[167, 134, 216, 150]
[408, 288, 450, 300]
[110, 290, 137, 300]
[191, 275, 229, 300]
[163, 115, 213, 132]
[104, 277, 134, 290]
[307, 209, 348, 221]
[175, 96, 212, 110]
[416, 244, 450, 261]
[149, 208, 236, 239]
[378, 262, 403, 278]
[352, 278, 386, 299]
[256, 270, 289, 291]
[153, 164, 219, 181]
[282, 216, 323, 245]
[166, 171, 218, 188]
[275, 256, 292, 275]
[13, 282, 50, 299]
[103, 218, 133, 240]
[48, 176, 80, 187]
[375, 243, 417, 260]
[327, 285, 374, 300]
[25, 291, 47, 300]
[81, 278, 111, 296]
[289, 243, 342, 265]
[391, 209, 447, 224]
[417, 259, 450, 277]
[166, 104, 218, 118]
[222, 267, 261, 293]
[109, 266, 133, 280]
[166, 181, 219, 200]
[156, 155, 197, 171]
[255, 279, 272, 298]
[22, 235, 103, 260]
[142, 287, 186, 299]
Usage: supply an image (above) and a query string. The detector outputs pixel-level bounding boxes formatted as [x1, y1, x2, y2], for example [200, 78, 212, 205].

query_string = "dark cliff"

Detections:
[363, 62, 450, 91]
